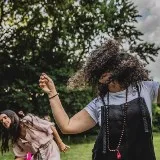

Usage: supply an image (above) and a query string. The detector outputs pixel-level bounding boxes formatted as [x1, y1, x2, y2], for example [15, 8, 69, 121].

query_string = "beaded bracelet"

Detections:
[49, 93, 59, 99]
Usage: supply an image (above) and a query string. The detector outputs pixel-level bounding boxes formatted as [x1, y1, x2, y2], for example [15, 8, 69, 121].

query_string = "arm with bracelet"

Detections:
[39, 73, 96, 134]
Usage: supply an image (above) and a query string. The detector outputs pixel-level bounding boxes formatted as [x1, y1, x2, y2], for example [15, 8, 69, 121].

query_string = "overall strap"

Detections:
[101, 90, 128, 154]
[101, 93, 109, 154]
[136, 85, 149, 133]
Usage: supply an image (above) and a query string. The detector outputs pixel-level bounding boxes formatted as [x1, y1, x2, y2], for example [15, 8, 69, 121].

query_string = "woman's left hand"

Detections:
[58, 142, 70, 152]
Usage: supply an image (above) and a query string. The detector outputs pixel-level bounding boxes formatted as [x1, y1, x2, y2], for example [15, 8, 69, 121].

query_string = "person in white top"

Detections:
[39, 40, 160, 160]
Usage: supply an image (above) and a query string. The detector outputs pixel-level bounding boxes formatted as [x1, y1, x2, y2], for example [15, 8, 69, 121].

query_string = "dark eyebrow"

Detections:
[0, 115, 7, 120]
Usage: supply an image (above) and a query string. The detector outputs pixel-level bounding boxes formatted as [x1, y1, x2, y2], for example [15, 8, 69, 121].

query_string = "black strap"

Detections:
[136, 85, 149, 133]
[101, 94, 108, 154]
[101, 91, 128, 154]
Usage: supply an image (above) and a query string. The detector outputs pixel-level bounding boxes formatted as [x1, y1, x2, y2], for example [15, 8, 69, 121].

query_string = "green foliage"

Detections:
[0, 0, 159, 116]
[152, 104, 160, 132]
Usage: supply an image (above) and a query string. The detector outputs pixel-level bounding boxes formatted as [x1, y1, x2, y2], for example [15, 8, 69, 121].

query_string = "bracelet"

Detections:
[49, 93, 59, 99]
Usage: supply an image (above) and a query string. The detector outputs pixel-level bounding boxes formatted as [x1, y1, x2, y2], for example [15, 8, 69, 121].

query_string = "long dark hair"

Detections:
[0, 110, 20, 154]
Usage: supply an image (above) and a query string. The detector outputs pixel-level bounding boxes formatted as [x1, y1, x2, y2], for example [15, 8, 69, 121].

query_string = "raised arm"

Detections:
[39, 73, 96, 134]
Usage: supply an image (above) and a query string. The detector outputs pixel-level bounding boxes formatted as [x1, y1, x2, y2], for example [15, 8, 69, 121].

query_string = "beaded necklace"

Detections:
[102, 89, 128, 160]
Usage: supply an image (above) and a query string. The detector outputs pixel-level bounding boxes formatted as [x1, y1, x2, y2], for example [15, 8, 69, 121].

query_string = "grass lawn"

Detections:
[153, 133, 160, 160]
[0, 133, 159, 160]
[61, 133, 160, 160]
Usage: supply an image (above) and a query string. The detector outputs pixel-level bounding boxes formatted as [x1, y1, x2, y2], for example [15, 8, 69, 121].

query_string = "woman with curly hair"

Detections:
[0, 110, 70, 160]
[39, 40, 160, 160]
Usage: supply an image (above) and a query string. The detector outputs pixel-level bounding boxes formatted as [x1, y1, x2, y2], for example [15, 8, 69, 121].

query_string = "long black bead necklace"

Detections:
[105, 89, 128, 159]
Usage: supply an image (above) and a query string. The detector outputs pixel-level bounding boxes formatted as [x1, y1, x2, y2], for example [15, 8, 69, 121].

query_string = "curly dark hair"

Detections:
[67, 40, 149, 96]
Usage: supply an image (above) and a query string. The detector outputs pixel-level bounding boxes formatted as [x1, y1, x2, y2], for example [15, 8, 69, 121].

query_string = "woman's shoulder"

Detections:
[21, 113, 42, 125]
[89, 96, 102, 105]
[21, 113, 34, 121]
[140, 81, 159, 90]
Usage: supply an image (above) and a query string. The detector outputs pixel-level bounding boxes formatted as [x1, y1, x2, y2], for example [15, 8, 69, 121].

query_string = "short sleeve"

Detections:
[13, 143, 27, 158]
[142, 81, 160, 102]
[84, 98, 99, 124]
[22, 114, 54, 135]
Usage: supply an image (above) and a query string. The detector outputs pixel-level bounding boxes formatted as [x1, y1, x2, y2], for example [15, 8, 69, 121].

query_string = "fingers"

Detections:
[39, 73, 56, 93]
[39, 79, 47, 86]
[39, 73, 53, 91]
[41, 73, 52, 82]
[39, 79, 46, 87]
[62, 145, 70, 153]
[64, 145, 70, 150]
[39, 76, 48, 83]
[39, 83, 45, 88]
[39, 74, 48, 88]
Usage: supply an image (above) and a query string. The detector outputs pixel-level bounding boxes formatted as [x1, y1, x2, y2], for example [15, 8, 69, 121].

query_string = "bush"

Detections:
[152, 104, 160, 132]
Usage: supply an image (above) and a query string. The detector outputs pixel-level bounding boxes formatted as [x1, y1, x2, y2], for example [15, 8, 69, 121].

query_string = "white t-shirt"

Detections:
[84, 81, 159, 126]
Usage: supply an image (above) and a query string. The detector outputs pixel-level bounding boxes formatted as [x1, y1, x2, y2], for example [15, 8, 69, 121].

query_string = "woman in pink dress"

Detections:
[0, 110, 70, 160]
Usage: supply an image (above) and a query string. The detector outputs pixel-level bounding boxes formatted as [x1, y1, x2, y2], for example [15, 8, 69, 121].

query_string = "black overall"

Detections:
[92, 90, 156, 160]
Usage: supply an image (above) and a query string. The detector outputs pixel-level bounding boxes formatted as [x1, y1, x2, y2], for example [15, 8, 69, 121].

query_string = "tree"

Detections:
[0, 0, 159, 116]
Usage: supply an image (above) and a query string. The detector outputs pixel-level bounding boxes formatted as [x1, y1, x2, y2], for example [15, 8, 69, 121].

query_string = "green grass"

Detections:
[153, 133, 160, 160]
[61, 141, 93, 160]
[0, 134, 160, 160]
[61, 133, 160, 160]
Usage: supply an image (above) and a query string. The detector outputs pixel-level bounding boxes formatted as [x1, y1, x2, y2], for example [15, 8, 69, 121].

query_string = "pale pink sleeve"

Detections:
[13, 143, 27, 158]
[22, 114, 54, 135]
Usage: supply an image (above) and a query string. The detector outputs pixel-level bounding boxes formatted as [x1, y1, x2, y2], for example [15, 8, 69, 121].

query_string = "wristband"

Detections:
[49, 93, 59, 99]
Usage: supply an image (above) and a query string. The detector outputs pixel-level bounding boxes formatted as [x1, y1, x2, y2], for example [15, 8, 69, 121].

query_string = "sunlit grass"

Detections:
[61, 133, 160, 160]
[0, 133, 159, 160]
[153, 133, 160, 160]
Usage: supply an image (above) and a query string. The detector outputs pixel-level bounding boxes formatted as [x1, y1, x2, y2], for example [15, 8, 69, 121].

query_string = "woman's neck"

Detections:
[108, 82, 125, 93]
